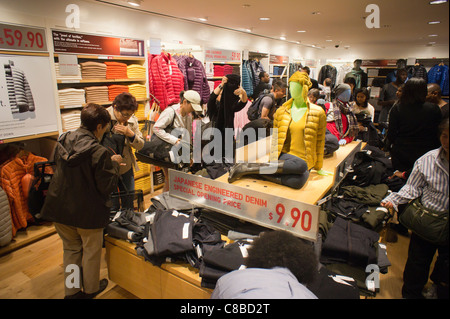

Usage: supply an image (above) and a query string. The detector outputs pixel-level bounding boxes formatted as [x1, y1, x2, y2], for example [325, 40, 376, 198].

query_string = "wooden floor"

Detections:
[0, 190, 436, 299]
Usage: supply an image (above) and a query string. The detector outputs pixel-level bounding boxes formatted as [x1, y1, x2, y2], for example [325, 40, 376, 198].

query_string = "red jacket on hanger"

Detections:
[148, 52, 184, 110]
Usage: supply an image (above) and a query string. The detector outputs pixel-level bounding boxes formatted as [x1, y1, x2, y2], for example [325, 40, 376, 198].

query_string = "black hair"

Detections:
[400, 77, 427, 105]
[344, 76, 356, 87]
[308, 88, 320, 99]
[113, 92, 138, 112]
[324, 78, 332, 87]
[272, 80, 287, 91]
[301, 66, 310, 75]
[81, 103, 111, 132]
[354, 87, 370, 107]
[439, 117, 449, 135]
[245, 230, 317, 285]
[258, 71, 268, 79]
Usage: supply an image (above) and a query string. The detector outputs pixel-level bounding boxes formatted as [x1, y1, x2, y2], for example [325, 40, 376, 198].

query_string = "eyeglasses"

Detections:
[115, 108, 134, 118]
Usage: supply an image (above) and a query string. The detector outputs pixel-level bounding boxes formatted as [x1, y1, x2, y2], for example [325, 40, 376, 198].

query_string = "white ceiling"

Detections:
[95, 0, 449, 51]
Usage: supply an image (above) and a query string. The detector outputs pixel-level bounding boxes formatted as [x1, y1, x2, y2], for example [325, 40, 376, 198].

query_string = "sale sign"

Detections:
[205, 48, 241, 62]
[169, 170, 319, 242]
[0, 23, 47, 52]
[52, 30, 144, 57]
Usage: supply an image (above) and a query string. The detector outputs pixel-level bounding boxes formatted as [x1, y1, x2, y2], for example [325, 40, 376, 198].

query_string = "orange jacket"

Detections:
[0, 152, 49, 236]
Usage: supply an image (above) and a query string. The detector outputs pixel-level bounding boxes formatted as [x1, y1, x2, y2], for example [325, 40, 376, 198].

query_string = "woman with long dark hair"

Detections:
[387, 78, 442, 177]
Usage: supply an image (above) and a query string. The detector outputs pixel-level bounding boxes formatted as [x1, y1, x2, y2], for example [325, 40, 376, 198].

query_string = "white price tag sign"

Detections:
[169, 170, 319, 241]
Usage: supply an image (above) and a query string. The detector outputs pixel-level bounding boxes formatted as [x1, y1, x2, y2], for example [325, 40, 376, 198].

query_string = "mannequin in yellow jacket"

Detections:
[228, 71, 328, 189]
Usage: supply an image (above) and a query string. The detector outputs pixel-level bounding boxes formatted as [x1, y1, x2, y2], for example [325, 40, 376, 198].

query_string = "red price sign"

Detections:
[269, 203, 312, 231]
[231, 51, 241, 61]
[0, 23, 47, 52]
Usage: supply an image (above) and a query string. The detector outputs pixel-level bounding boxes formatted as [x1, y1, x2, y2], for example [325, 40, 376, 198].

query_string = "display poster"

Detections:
[169, 170, 319, 242]
[0, 22, 48, 52]
[361, 59, 397, 67]
[205, 48, 241, 62]
[0, 54, 58, 140]
[52, 30, 144, 57]
[269, 54, 289, 65]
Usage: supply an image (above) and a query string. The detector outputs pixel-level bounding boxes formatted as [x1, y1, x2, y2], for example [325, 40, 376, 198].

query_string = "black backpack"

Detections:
[247, 93, 274, 121]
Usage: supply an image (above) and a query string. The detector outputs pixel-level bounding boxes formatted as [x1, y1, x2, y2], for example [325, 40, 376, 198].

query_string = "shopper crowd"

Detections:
[15, 57, 447, 300]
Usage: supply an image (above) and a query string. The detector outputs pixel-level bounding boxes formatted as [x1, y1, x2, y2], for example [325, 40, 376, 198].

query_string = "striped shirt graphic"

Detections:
[383, 147, 449, 212]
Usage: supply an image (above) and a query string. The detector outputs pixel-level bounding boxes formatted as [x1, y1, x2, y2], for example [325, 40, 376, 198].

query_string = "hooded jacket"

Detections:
[41, 128, 120, 229]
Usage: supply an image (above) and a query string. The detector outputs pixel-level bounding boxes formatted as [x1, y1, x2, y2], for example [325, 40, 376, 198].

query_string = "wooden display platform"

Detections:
[105, 141, 363, 299]
[217, 139, 362, 205]
[105, 235, 212, 299]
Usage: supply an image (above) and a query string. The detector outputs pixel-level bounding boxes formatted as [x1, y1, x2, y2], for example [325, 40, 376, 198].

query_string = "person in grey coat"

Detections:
[211, 230, 318, 299]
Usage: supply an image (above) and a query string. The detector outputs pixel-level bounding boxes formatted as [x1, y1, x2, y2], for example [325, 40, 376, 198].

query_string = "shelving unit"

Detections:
[53, 53, 154, 194]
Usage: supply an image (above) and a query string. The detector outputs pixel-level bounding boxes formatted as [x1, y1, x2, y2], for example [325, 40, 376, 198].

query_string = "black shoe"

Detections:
[64, 291, 86, 299]
[228, 163, 261, 183]
[83, 279, 109, 299]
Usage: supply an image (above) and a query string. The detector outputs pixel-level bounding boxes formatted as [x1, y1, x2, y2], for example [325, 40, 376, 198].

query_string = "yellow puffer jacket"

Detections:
[270, 98, 327, 170]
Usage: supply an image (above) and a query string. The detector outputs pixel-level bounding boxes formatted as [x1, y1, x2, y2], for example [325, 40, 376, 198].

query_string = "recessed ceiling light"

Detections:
[428, 21, 441, 24]
[127, 0, 142, 6]
[428, 34, 439, 37]
[429, 0, 448, 4]
[297, 30, 306, 33]
[280, 36, 286, 40]
[259, 17, 270, 21]
[326, 39, 333, 42]
[242, 4, 251, 8]
[245, 28, 252, 33]
[198, 17, 208, 22]
[311, 11, 321, 15]
[429, 41, 437, 44]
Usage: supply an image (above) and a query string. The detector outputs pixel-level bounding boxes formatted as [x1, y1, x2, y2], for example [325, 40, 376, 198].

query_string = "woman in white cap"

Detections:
[153, 90, 203, 192]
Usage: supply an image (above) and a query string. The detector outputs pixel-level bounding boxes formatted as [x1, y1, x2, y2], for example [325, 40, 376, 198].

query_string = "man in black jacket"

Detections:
[41, 103, 123, 299]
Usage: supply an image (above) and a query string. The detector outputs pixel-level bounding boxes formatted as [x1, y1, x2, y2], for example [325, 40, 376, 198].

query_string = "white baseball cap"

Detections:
[183, 90, 203, 112]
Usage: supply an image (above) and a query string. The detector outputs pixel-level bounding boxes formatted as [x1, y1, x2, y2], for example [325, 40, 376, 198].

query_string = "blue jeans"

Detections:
[111, 168, 135, 211]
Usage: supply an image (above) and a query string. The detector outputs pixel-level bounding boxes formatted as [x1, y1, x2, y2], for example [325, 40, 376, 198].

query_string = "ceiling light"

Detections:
[297, 30, 306, 33]
[280, 36, 286, 40]
[245, 28, 252, 33]
[428, 34, 439, 37]
[198, 17, 208, 22]
[429, 0, 448, 4]
[259, 17, 270, 21]
[429, 41, 437, 44]
[326, 39, 333, 42]
[311, 11, 321, 15]
[242, 4, 251, 8]
[127, 0, 142, 6]
[428, 21, 441, 24]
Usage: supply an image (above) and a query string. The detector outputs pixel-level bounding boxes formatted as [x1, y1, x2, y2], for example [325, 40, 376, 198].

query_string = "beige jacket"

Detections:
[106, 106, 145, 175]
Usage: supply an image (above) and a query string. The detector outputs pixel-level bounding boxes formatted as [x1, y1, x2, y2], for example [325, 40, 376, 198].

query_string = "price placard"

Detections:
[169, 170, 319, 241]
[0, 22, 47, 52]
[205, 47, 241, 63]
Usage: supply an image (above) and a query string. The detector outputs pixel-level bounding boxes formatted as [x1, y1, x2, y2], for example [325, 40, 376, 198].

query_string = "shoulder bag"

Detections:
[399, 198, 449, 246]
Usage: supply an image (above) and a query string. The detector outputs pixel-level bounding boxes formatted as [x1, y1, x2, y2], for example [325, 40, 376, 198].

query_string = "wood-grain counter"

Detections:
[105, 141, 363, 298]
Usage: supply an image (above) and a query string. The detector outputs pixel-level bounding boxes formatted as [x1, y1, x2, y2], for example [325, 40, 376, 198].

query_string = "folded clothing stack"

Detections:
[127, 64, 146, 78]
[213, 65, 224, 77]
[223, 64, 234, 75]
[55, 63, 82, 81]
[128, 83, 147, 100]
[61, 110, 81, 131]
[232, 65, 240, 75]
[80, 61, 106, 79]
[105, 61, 128, 79]
[58, 88, 86, 107]
[213, 80, 222, 89]
[108, 85, 129, 101]
[84, 86, 109, 104]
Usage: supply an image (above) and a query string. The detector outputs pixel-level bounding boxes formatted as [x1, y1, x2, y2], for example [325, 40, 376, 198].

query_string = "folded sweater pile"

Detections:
[105, 61, 128, 79]
[55, 63, 82, 80]
[61, 110, 81, 131]
[84, 86, 109, 104]
[108, 85, 129, 101]
[127, 64, 146, 78]
[58, 88, 86, 106]
[128, 83, 147, 100]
